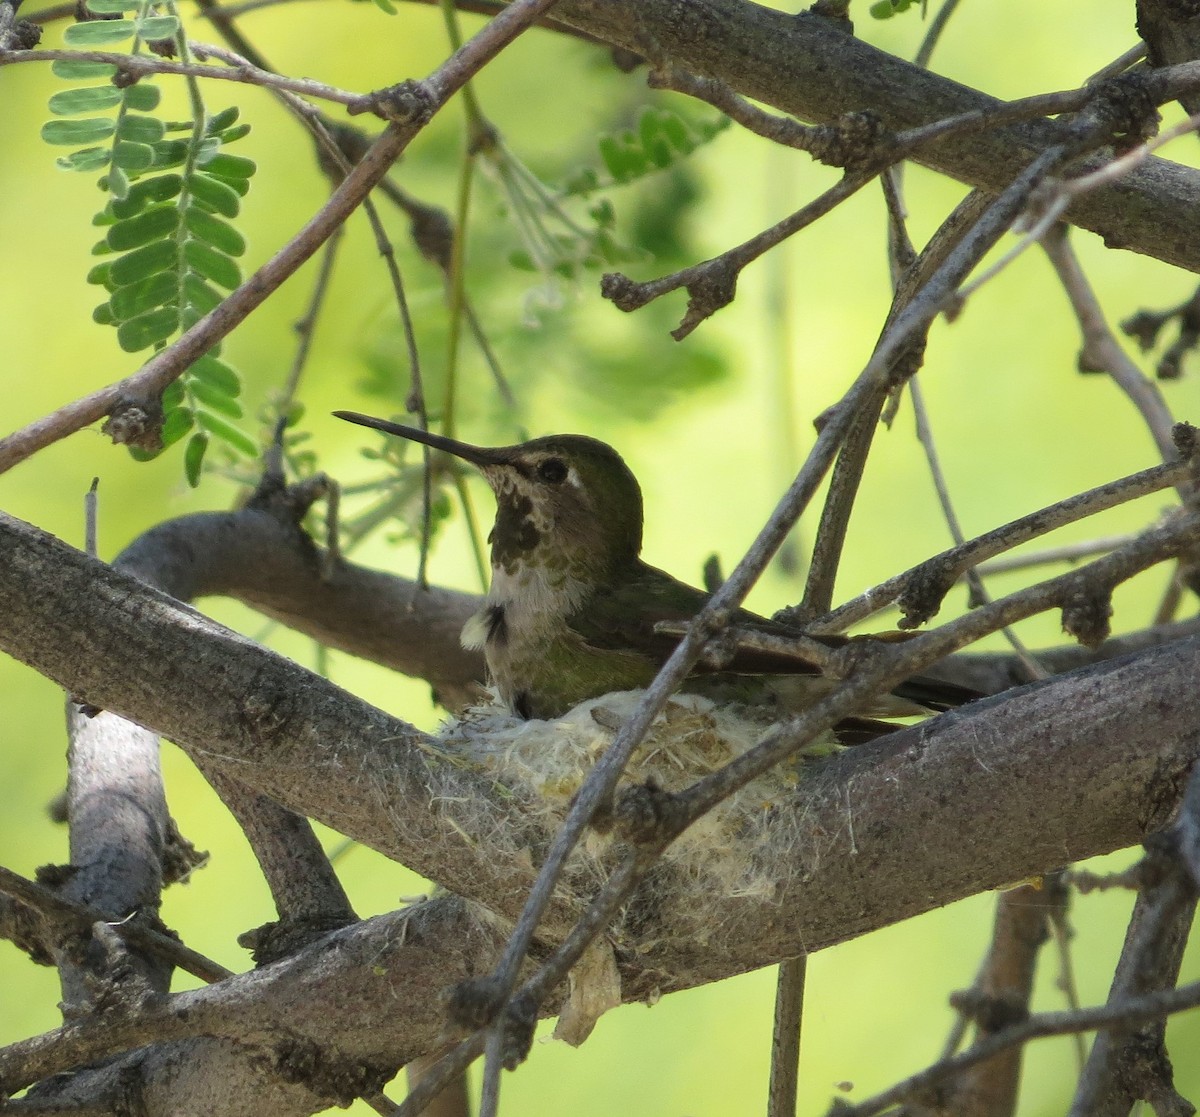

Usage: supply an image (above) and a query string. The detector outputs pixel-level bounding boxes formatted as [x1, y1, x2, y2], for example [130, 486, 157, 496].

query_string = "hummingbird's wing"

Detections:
[569, 560, 977, 713]
[566, 560, 829, 675]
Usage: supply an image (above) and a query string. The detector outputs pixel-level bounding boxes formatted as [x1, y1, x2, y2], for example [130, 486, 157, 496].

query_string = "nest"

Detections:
[434, 690, 840, 903]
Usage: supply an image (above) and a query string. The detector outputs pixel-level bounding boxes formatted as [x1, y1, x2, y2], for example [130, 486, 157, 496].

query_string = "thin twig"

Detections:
[1041, 224, 1182, 476]
[0, 865, 231, 984]
[813, 457, 1190, 633]
[910, 378, 1047, 680]
[0, 45, 363, 104]
[974, 534, 1140, 577]
[957, 111, 1200, 307]
[768, 957, 806, 1117]
[838, 980, 1200, 1117]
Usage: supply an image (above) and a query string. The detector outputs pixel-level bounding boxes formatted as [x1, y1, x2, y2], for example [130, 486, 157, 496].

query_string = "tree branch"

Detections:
[550, 1, 1200, 274]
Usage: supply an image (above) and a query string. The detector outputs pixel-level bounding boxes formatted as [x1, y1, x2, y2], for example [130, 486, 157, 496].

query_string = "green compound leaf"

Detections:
[41, 117, 115, 145]
[134, 14, 180, 38]
[190, 379, 242, 418]
[109, 238, 176, 285]
[185, 206, 245, 256]
[55, 146, 111, 172]
[183, 431, 208, 486]
[151, 138, 189, 169]
[182, 272, 223, 315]
[48, 86, 124, 116]
[85, 0, 141, 12]
[202, 152, 256, 181]
[162, 380, 185, 411]
[103, 163, 129, 198]
[206, 106, 240, 134]
[189, 173, 241, 217]
[116, 114, 166, 144]
[51, 59, 118, 79]
[160, 404, 193, 448]
[184, 238, 241, 290]
[112, 140, 155, 172]
[195, 410, 256, 456]
[106, 205, 177, 250]
[111, 173, 182, 218]
[213, 123, 251, 145]
[123, 84, 161, 112]
[116, 305, 179, 352]
[63, 19, 136, 45]
[190, 355, 240, 396]
[109, 270, 177, 321]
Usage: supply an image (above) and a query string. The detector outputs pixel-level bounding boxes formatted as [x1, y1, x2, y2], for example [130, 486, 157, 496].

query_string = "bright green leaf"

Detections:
[107, 205, 177, 250]
[48, 86, 123, 116]
[63, 19, 136, 45]
[160, 405, 193, 448]
[111, 173, 182, 218]
[184, 431, 208, 486]
[589, 199, 615, 228]
[195, 411, 256, 456]
[41, 117, 115, 145]
[92, 302, 115, 325]
[134, 14, 180, 39]
[202, 152, 256, 181]
[116, 114, 166, 144]
[112, 141, 155, 172]
[117, 305, 179, 352]
[109, 270, 177, 320]
[162, 382, 185, 411]
[184, 207, 245, 256]
[206, 106, 239, 134]
[123, 83, 161, 112]
[151, 139, 189, 168]
[108, 238, 176, 285]
[190, 379, 242, 418]
[55, 146, 112, 172]
[214, 123, 251, 145]
[659, 113, 692, 154]
[182, 272, 223, 315]
[598, 135, 626, 181]
[184, 238, 241, 290]
[189, 173, 241, 217]
[190, 355, 240, 396]
[87, 261, 112, 287]
[103, 164, 129, 198]
[51, 59, 118, 79]
[86, 0, 140, 12]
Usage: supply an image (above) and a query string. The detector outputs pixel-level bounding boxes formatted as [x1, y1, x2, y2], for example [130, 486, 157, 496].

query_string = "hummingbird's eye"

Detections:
[537, 457, 568, 485]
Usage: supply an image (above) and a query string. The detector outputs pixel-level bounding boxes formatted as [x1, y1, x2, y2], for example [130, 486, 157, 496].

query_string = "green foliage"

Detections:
[563, 108, 730, 195]
[41, 0, 259, 485]
[868, 0, 928, 18]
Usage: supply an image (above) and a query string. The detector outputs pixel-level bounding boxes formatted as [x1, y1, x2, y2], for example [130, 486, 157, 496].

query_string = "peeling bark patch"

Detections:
[271, 1037, 393, 1106]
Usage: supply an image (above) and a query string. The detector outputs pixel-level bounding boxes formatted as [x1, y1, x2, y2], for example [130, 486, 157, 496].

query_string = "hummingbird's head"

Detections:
[333, 413, 644, 579]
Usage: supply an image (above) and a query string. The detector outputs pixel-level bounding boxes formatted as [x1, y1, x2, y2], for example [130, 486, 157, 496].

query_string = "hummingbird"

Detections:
[334, 412, 973, 726]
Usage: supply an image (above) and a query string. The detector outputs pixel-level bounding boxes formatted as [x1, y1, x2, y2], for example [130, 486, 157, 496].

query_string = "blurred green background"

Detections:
[4, 0, 1200, 1112]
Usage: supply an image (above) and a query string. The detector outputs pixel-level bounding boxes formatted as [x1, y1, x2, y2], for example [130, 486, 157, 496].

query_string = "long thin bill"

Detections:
[332, 411, 507, 467]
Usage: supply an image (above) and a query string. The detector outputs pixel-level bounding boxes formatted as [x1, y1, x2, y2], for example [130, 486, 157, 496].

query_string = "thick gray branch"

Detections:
[2, 507, 1198, 982]
[116, 509, 483, 711]
[553, 0, 1200, 274]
